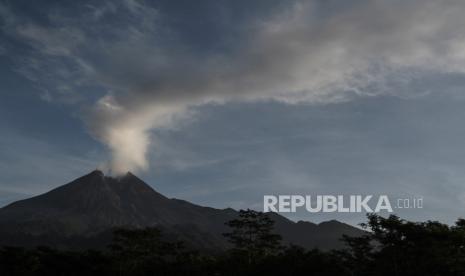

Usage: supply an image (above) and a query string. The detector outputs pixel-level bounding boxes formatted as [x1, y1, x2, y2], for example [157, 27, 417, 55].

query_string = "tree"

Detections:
[109, 227, 183, 275]
[341, 214, 465, 276]
[0, 246, 39, 276]
[223, 209, 282, 264]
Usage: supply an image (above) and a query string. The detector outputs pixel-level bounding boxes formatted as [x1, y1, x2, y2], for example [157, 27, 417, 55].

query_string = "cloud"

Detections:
[3, 0, 465, 173]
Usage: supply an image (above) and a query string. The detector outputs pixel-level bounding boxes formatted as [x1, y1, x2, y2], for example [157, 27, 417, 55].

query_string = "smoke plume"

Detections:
[4, 0, 465, 173]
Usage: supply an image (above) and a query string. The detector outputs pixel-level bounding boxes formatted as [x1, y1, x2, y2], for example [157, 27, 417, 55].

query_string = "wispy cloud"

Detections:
[3, 0, 465, 173]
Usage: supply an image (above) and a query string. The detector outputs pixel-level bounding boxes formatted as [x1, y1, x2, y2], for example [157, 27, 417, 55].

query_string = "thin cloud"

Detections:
[3, 0, 465, 173]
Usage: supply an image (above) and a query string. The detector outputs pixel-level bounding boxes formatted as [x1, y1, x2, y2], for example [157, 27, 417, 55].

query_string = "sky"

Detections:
[2, 0, 465, 226]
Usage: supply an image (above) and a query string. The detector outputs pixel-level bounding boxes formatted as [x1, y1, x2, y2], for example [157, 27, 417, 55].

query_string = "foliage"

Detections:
[1, 212, 465, 275]
[340, 214, 465, 276]
[223, 209, 283, 263]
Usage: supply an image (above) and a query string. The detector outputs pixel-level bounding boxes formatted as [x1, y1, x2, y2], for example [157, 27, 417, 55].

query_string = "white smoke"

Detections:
[86, 95, 188, 174]
[4, 0, 465, 173]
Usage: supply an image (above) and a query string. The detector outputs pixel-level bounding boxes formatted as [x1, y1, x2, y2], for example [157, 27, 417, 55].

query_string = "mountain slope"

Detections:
[0, 170, 364, 250]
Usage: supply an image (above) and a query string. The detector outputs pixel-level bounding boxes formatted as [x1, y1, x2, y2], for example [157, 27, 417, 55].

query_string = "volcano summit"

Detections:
[0, 171, 363, 250]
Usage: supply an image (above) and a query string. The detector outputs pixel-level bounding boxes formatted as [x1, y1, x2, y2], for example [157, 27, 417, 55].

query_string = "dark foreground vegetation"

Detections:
[1, 210, 465, 276]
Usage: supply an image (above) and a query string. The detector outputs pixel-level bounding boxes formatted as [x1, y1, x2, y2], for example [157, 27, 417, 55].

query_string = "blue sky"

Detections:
[2, 0, 465, 226]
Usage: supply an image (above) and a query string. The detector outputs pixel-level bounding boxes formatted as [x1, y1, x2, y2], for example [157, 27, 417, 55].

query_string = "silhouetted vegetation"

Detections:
[223, 209, 283, 264]
[1, 211, 465, 275]
[339, 214, 465, 276]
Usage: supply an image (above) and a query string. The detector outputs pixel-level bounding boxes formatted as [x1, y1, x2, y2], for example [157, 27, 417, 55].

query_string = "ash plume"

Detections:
[3, 0, 465, 173]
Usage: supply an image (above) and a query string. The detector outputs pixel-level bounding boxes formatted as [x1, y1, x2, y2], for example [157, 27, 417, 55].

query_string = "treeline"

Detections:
[2, 210, 465, 275]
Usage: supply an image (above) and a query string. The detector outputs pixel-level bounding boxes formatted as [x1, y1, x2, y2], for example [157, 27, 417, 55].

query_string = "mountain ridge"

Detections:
[0, 170, 364, 250]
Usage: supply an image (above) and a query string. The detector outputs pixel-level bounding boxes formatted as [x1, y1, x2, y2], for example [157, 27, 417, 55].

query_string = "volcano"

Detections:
[0, 170, 363, 250]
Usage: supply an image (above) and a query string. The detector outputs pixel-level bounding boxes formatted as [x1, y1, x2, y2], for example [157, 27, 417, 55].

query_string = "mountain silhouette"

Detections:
[0, 170, 364, 250]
